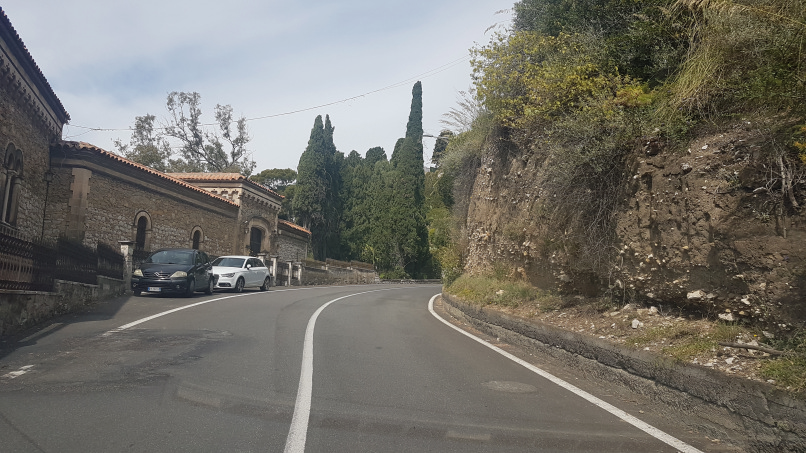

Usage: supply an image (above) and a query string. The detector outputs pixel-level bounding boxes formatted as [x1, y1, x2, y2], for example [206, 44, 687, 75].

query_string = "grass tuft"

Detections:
[445, 274, 559, 309]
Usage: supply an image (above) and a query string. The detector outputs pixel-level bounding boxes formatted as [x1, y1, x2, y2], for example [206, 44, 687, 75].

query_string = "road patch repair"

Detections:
[439, 292, 806, 453]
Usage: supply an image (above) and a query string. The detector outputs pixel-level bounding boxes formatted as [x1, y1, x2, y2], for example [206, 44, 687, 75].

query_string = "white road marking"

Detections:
[428, 294, 704, 453]
[102, 286, 349, 336]
[2, 365, 34, 379]
[284, 288, 396, 453]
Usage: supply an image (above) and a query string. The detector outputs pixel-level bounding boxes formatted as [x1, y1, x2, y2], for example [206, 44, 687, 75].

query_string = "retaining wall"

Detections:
[0, 276, 126, 337]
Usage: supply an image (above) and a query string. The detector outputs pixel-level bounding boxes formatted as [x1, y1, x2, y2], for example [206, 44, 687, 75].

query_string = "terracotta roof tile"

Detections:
[168, 172, 246, 181]
[168, 172, 283, 199]
[279, 219, 311, 236]
[0, 8, 69, 122]
[55, 141, 238, 207]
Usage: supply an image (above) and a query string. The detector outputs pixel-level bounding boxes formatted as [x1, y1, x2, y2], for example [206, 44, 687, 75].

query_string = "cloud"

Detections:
[3, 0, 512, 170]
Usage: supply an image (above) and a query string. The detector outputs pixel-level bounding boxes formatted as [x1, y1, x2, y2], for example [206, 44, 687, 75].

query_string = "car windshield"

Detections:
[212, 257, 246, 268]
[146, 250, 193, 265]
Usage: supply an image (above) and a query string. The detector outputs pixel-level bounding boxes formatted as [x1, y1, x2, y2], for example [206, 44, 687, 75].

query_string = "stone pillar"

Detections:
[119, 240, 135, 293]
[287, 262, 293, 287]
[270, 255, 278, 286]
[67, 168, 92, 241]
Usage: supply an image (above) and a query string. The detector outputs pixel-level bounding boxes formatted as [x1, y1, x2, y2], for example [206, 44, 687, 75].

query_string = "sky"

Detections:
[3, 1, 514, 173]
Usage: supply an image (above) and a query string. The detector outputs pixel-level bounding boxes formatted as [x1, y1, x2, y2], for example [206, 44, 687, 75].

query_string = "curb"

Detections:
[441, 292, 806, 452]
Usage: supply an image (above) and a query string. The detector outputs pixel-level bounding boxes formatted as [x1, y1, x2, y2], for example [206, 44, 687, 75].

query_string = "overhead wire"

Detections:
[63, 53, 472, 138]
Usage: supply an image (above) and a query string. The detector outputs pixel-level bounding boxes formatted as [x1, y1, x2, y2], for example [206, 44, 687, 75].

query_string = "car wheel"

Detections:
[234, 277, 245, 293]
[260, 276, 270, 291]
[185, 279, 196, 297]
[205, 277, 214, 295]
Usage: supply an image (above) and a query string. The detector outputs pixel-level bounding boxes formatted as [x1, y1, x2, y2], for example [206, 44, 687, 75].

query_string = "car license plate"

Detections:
[147, 287, 161, 292]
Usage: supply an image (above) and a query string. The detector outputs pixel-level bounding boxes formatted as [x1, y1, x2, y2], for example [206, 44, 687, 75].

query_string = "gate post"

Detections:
[118, 240, 135, 293]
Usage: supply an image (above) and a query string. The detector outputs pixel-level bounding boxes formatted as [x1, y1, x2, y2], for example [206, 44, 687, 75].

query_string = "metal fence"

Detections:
[0, 232, 54, 291]
[0, 230, 124, 291]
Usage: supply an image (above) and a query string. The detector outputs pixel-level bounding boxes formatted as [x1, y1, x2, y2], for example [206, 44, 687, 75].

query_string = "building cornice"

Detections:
[0, 8, 70, 138]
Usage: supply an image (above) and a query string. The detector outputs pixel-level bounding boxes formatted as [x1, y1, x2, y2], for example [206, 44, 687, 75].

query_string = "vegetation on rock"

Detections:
[436, 0, 806, 386]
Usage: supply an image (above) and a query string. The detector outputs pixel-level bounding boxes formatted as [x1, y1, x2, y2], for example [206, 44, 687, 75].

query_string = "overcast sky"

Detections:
[3, 1, 513, 172]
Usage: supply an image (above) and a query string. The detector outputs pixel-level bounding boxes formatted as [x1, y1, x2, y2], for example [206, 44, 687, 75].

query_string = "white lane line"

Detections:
[284, 288, 396, 453]
[102, 286, 356, 336]
[2, 365, 34, 379]
[428, 294, 704, 453]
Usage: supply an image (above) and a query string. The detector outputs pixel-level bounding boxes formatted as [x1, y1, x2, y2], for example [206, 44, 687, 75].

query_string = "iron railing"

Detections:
[0, 230, 124, 291]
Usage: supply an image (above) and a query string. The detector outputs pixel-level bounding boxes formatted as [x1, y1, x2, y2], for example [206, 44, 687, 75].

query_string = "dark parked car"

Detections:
[132, 248, 215, 297]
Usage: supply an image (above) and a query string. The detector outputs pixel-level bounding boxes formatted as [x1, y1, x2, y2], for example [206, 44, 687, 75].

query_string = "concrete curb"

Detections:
[441, 292, 806, 452]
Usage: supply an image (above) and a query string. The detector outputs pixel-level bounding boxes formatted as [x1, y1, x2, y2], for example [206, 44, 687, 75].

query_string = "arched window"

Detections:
[1, 144, 23, 226]
[133, 211, 152, 251]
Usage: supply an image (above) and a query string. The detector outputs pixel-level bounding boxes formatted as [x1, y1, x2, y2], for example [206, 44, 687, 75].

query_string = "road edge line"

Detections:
[428, 294, 704, 453]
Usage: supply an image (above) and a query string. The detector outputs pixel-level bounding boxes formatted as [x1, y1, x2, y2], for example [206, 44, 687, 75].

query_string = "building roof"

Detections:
[278, 219, 311, 237]
[168, 172, 283, 199]
[0, 7, 69, 123]
[53, 141, 238, 207]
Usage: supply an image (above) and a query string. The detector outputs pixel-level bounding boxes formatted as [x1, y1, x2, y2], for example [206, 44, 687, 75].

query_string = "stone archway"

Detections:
[133, 211, 152, 251]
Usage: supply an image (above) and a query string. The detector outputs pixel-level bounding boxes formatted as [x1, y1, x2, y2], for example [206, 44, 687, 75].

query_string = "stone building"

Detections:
[0, 8, 70, 241]
[0, 6, 310, 264]
[168, 173, 284, 258]
[48, 142, 242, 257]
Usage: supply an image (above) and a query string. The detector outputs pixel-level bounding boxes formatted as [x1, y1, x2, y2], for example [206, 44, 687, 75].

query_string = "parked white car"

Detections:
[211, 255, 272, 292]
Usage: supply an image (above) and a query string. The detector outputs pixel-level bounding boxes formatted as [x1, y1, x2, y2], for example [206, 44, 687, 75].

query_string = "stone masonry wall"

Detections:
[238, 195, 278, 254]
[277, 230, 308, 262]
[0, 80, 58, 241]
[46, 168, 239, 256]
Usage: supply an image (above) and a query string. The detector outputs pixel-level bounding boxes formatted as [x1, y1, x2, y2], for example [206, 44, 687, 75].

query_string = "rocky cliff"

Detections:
[459, 121, 806, 329]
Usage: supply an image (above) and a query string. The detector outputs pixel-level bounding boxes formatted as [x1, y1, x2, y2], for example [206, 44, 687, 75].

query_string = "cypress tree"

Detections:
[381, 81, 431, 277]
[293, 115, 326, 232]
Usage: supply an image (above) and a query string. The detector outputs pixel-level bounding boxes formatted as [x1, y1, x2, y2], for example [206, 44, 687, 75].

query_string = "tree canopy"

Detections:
[114, 92, 255, 176]
[250, 168, 297, 194]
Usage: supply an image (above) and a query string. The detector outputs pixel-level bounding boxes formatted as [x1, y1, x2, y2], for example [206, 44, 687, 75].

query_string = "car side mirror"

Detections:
[246, 264, 252, 269]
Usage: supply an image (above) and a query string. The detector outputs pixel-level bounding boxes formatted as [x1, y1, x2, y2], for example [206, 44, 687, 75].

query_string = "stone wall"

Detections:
[300, 263, 377, 286]
[277, 221, 309, 263]
[239, 194, 278, 255]
[61, 169, 237, 255]
[0, 276, 126, 337]
[46, 150, 240, 256]
[0, 78, 58, 242]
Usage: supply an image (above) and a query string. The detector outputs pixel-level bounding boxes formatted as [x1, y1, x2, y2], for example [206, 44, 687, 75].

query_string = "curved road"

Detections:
[0, 285, 709, 452]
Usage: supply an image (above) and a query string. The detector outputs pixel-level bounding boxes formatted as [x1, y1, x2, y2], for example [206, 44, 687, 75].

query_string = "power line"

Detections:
[63, 54, 472, 137]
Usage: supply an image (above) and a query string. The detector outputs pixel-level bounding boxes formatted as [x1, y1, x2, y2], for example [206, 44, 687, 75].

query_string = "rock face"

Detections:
[459, 122, 806, 327]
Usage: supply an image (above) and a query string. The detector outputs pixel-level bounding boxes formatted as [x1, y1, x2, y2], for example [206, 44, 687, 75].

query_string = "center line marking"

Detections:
[284, 288, 396, 453]
[102, 285, 358, 336]
[428, 294, 704, 453]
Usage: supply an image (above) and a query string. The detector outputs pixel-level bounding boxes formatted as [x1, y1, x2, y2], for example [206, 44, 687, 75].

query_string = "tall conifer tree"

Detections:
[380, 81, 431, 276]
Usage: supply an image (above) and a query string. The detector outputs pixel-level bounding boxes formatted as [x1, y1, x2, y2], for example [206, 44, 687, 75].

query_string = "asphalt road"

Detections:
[0, 285, 711, 452]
